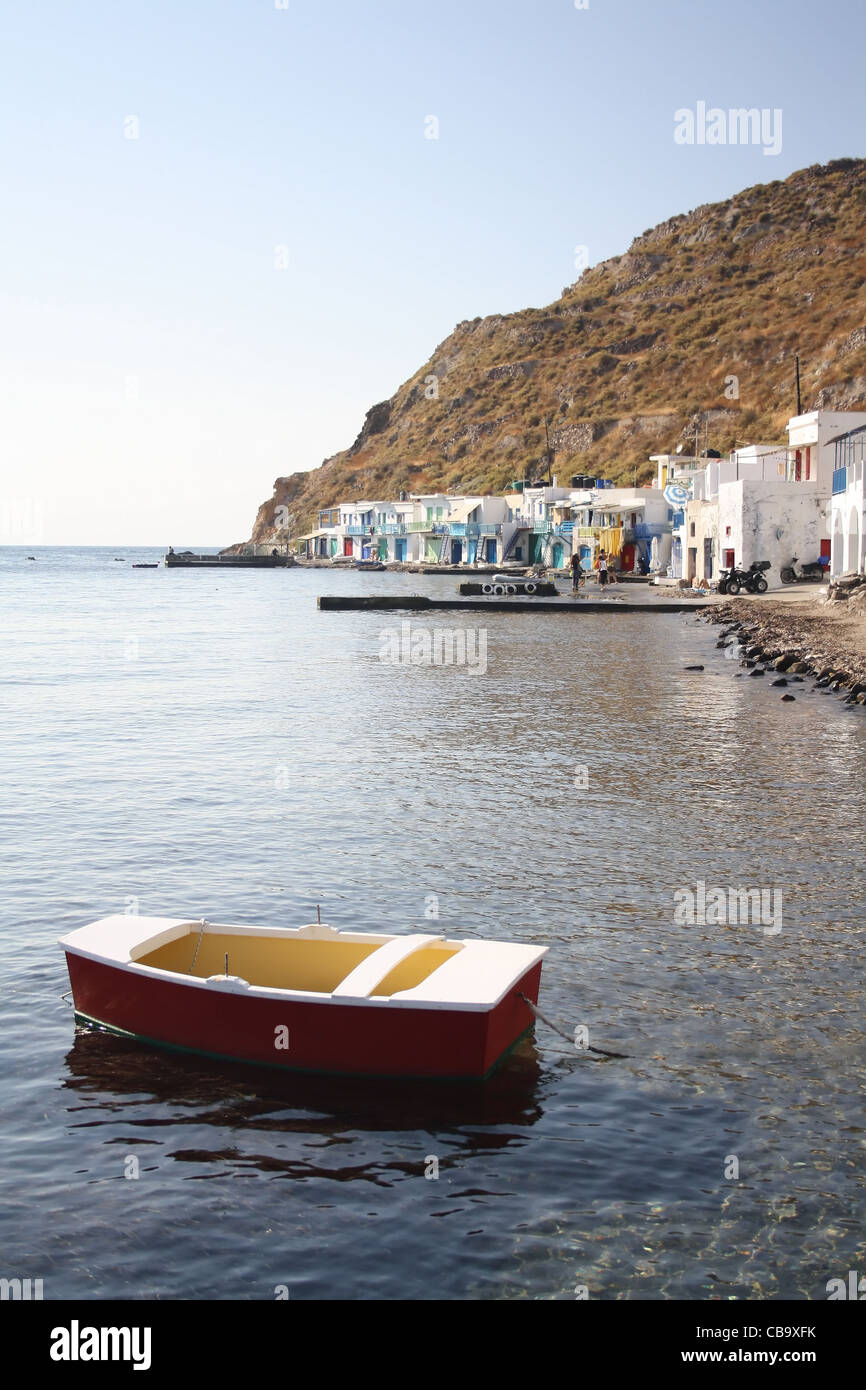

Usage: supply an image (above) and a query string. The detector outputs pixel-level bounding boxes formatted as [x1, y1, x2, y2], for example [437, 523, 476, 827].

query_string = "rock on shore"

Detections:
[702, 586, 866, 694]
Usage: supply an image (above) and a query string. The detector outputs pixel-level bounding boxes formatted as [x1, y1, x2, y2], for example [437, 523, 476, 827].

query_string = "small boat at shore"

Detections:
[354, 560, 385, 571]
[59, 915, 546, 1080]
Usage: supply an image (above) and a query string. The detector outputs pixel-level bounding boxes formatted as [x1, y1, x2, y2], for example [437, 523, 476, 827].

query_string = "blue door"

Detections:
[484, 538, 496, 562]
[451, 540, 463, 563]
[395, 538, 407, 562]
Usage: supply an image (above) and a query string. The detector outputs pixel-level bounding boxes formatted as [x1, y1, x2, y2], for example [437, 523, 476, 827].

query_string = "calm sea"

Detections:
[0, 547, 863, 1300]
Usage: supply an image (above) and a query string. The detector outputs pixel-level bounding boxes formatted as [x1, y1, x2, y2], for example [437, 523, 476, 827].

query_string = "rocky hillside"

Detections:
[249, 157, 866, 544]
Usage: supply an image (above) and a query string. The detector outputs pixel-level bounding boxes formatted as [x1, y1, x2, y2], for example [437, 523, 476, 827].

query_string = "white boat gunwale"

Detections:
[59, 916, 547, 1014]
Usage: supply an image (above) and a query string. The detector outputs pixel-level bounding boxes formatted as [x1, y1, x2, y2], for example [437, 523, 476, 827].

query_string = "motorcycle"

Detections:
[779, 556, 828, 584]
[719, 560, 770, 596]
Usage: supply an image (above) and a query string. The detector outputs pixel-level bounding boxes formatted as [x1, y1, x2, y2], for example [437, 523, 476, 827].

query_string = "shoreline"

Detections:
[700, 590, 866, 695]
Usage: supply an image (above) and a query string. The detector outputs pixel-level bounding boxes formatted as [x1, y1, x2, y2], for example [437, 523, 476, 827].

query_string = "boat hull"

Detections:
[64, 952, 543, 1080]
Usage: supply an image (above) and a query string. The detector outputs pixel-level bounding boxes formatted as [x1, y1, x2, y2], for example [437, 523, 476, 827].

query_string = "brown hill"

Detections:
[248, 157, 866, 544]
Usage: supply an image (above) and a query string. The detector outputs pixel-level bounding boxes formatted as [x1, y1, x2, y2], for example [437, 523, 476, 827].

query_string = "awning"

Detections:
[448, 499, 482, 524]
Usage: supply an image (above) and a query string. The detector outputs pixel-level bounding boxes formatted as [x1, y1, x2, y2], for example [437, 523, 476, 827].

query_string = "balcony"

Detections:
[634, 522, 668, 539]
[407, 522, 428, 532]
[345, 526, 370, 537]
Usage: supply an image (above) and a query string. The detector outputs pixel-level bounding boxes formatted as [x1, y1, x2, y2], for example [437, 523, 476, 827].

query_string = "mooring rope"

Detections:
[519, 993, 629, 1059]
[188, 918, 207, 974]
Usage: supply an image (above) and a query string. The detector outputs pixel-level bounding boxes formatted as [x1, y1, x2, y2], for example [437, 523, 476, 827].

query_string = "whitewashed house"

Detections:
[567, 483, 673, 574]
[666, 438, 836, 587]
[829, 424, 866, 575]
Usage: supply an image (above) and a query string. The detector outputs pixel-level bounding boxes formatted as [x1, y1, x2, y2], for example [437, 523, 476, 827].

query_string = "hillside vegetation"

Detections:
[249, 158, 866, 543]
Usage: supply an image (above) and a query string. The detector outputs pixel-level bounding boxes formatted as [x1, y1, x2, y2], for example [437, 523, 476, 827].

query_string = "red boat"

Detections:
[59, 915, 547, 1080]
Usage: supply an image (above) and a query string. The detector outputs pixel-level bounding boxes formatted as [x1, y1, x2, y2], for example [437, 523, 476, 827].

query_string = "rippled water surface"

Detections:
[1, 548, 863, 1300]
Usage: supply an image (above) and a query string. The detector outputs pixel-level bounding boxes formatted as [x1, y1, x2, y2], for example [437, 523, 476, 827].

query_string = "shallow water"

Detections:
[0, 548, 863, 1299]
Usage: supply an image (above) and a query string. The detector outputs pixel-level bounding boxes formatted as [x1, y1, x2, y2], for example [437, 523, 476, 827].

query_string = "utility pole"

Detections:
[544, 418, 554, 487]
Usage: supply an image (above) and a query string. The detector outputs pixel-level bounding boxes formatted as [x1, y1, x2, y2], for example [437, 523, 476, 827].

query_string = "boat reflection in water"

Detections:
[61, 1028, 547, 1184]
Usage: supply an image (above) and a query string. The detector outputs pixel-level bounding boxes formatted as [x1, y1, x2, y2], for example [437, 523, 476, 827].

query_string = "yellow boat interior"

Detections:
[134, 923, 463, 998]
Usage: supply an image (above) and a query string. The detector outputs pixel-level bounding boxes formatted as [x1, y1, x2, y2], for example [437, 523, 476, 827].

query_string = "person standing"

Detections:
[597, 550, 609, 588]
[569, 552, 583, 593]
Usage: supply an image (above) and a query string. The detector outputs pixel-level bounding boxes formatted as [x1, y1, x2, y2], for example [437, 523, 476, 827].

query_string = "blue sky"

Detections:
[1, 0, 864, 543]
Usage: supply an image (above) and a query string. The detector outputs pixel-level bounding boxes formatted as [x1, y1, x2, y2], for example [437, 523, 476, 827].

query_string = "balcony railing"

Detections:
[345, 526, 370, 536]
[448, 522, 495, 537]
[634, 522, 668, 539]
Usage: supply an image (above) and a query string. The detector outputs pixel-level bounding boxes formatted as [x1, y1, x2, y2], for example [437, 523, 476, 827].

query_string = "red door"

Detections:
[343, 538, 352, 556]
[620, 543, 635, 572]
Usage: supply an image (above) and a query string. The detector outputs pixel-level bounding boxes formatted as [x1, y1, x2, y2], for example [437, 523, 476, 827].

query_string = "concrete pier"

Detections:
[317, 594, 710, 614]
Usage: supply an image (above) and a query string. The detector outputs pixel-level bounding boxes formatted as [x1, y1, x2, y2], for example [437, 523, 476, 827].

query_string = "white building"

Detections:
[785, 410, 866, 491]
[716, 478, 828, 585]
[665, 428, 849, 586]
[567, 484, 673, 573]
[829, 424, 866, 575]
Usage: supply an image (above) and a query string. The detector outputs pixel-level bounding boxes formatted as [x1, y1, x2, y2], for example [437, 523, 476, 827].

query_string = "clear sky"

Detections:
[2, 0, 864, 544]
